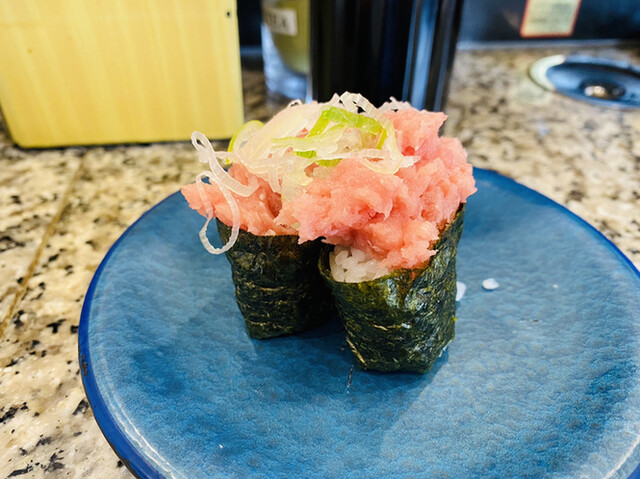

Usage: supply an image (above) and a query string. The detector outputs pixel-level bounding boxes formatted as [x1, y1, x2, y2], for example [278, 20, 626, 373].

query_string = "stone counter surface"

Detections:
[1, 48, 639, 478]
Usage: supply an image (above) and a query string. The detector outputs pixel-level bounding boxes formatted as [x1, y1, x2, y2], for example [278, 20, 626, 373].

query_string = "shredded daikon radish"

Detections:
[336, 92, 404, 174]
[191, 132, 257, 197]
[195, 171, 240, 254]
[229, 120, 263, 153]
[222, 95, 408, 202]
[325, 93, 342, 107]
[379, 97, 412, 112]
[271, 127, 344, 152]
[267, 162, 280, 194]
[400, 155, 421, 168]
[188, 93, 427, 255]
[190, 132, 259, 254]
[234, 103, 324, 170]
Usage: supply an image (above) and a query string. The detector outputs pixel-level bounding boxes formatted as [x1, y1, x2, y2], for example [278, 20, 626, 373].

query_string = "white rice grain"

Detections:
[329, 245, 390, 283]
[482, 278, 500, 290]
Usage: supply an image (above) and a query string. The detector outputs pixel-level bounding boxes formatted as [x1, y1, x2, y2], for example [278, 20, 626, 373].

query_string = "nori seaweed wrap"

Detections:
[218, 221, 333, 339]
[319, 207, 465, 373]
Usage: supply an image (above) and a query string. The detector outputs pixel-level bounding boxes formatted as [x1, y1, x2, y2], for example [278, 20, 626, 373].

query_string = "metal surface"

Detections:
[529, 55, 640, 108]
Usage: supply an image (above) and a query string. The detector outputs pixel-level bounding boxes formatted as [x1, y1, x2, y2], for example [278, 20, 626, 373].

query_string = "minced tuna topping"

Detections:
[277, 110, 475, 270]
[182, 163, 295, 236]
[181, 93, 476, 272]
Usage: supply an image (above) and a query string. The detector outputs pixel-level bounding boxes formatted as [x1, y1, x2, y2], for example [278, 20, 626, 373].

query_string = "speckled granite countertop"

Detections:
[1, 47, 639, 478]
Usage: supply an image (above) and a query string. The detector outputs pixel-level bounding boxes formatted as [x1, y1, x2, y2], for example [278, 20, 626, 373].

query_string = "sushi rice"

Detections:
[329, 245, 390, 283]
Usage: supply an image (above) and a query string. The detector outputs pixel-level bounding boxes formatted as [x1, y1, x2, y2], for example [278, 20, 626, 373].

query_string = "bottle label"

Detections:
[520, 0, 581, 38]
[263, 6, 298, 36]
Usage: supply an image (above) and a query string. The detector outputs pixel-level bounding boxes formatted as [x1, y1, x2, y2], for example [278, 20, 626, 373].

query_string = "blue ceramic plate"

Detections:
[79, 168, 640, 479]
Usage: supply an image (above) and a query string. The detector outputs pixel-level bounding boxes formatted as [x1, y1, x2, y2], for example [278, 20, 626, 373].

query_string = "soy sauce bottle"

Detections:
[308, 0, 464, 112]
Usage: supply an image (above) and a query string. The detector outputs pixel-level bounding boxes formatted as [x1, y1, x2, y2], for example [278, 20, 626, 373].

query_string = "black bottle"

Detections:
[309, 0, 465, 112]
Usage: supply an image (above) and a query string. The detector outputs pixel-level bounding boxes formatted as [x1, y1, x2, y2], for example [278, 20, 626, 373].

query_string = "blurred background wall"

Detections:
[237, 0, 640, 50]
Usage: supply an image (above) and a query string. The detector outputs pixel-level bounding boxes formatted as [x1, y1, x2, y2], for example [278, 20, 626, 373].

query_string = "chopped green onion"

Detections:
[306, 106, 387, 149]
[295, 150, 339, 167]
[315, 158, 341, 167]
[271, 125, 343, 151]
[307, 115, 330, 137]
[324, 107, 383, 133]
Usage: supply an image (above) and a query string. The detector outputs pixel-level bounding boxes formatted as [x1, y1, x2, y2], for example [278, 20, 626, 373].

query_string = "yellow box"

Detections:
[0, 0, 244, 147]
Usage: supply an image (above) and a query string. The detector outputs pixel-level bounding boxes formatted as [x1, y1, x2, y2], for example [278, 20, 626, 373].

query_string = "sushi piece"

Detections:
[181, 122, 334, 339]
[276, 93, 476, 372]
[318, 207, 465, 373]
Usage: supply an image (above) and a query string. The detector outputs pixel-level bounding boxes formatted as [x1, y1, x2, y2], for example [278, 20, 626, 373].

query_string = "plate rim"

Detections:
[78, 167, 640, 479]
[78, 193, 178, 479]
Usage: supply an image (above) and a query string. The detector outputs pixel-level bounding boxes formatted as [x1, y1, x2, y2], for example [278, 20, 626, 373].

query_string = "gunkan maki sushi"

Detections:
[276, 93, 476, 372]
[181, 123, 334, 339]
